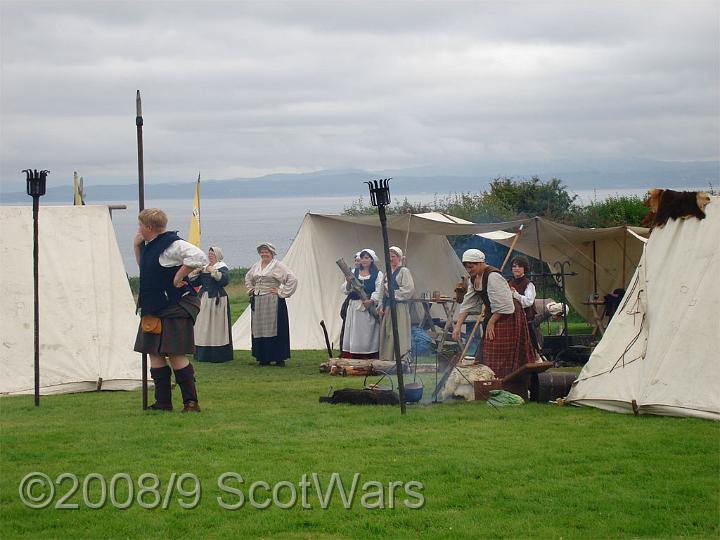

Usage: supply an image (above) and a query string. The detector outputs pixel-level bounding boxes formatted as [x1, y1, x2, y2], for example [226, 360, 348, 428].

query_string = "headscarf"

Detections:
[256, 242, 277, 255]
[462, 249, 485, 263]
[359, 248, 378, 261]
[208, 246, 228, 270]
[389, 246, 403, 258]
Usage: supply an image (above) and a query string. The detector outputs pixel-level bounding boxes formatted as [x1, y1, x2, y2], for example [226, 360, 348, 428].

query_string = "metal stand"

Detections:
[366, 179, 406, 414]
[24, 169, 49, 407]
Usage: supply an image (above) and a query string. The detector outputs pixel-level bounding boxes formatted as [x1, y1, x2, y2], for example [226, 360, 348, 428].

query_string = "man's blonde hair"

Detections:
[138, 208, 168, 230]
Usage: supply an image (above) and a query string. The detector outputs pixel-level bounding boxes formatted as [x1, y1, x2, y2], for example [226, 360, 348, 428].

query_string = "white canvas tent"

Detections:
[566, 197, 720, 420]
[233, 213, 471, 350]
[479, 218, 649, 323]
[0, 205, 144, 395]
[232, 212, 648, 350]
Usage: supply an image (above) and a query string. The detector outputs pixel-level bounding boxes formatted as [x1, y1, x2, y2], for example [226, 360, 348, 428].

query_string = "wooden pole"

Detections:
[136, 90, 147, 410]
[534, 216, 545, 296]
[499, 224, 524, 272]
[622, 225, 627, 286]
[592, 240, 598, 298]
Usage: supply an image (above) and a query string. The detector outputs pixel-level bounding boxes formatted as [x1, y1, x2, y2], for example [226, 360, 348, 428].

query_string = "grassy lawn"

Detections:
[1, 352, 718, 539]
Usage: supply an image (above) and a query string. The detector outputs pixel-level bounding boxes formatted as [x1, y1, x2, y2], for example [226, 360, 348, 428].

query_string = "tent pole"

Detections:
[136, 90, 148, 411]
[592, 240, 598, 298]
[534, 217, 548, 332]
[534, 216, 544, 282]
[622, 225, 627, 286]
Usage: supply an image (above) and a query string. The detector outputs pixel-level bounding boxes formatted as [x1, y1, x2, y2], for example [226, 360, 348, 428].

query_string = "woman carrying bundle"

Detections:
[340, 249, 384, 359]
[188, 246, 233, 363]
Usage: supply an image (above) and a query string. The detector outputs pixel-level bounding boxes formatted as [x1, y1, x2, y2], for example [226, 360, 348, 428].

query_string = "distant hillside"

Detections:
[1, 159, 717, 203]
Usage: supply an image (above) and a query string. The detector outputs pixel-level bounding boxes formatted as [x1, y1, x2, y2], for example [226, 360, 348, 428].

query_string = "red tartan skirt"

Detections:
[477, 299, 535, 378]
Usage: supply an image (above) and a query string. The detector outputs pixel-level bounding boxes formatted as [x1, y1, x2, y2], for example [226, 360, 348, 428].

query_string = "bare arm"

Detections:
[173, 265, 195, 288]
[484, 312, 502, 341]
[133, 233, 144, 266]
[452, 311, 469, 341]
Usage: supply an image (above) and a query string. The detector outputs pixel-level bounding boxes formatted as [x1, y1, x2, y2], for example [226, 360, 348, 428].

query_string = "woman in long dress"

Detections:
[189, 246, 233, 363]
[379, 246, 415, 362]
[245, 242, 298, 366]
[339, 252, 363, 357]
[340, 249, 383, 359]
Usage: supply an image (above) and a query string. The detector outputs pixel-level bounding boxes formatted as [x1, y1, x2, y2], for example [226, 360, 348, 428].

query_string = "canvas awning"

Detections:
[317, 213, 650, 322]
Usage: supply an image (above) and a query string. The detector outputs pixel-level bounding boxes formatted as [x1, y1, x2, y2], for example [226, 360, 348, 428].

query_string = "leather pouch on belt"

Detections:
[141, 315, 162, 334]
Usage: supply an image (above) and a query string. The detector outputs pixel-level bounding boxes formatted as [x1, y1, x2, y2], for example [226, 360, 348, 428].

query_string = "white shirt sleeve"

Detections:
[487, 272, 515, 315]
[276, 263, 298, 298]
[393, 267, 415, 301]
[512, 281, 536, 309]
[371, 271, 385, 305]
[458, 281, 482, 315]
[159, 240, 207, 268]
[245, 263, 257, 293]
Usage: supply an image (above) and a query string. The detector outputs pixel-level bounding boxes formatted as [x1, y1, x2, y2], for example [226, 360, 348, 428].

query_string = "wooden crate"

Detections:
[473, 379, 503, 400]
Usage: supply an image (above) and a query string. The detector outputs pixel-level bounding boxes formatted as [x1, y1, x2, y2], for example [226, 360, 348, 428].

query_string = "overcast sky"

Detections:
[1, 1, 718, 191]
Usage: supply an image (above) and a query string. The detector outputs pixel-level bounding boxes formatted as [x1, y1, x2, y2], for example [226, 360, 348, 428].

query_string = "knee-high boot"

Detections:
[174, 363, 200, 412]
[149, 366, 173, 411]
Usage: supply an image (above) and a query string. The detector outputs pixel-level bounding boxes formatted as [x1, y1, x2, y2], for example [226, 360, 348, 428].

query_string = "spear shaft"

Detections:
[136, 90, 148, 410]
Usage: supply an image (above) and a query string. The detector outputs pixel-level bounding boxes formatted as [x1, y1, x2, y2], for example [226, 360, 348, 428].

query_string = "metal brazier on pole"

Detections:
[23, 168, 49, 407]
[365, 179, 407, 414]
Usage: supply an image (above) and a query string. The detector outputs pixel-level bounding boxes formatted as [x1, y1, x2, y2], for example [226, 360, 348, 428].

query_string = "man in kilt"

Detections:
[133, 208, 207, 412]
[452, 249, 535, 378]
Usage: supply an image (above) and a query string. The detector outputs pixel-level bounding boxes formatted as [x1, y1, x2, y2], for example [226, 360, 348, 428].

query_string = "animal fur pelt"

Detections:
[642, 189, 711, 228]
[319, 388, 400, 405]
[440, 363, 495, 401]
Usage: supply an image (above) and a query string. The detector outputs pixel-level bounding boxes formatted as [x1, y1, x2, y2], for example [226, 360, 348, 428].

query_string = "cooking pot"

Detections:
[404, 381, 424, 403]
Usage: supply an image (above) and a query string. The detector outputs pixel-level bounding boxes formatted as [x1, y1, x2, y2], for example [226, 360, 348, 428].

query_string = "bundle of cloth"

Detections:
[531, 299, 568, 346]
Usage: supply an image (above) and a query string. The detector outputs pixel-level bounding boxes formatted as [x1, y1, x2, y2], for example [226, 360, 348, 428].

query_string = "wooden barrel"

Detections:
[530, 372, 577, 403]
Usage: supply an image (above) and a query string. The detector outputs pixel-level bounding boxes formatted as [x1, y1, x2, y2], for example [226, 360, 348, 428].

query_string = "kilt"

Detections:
[477, 299, 535, 378]
[134, 295, 200, 355]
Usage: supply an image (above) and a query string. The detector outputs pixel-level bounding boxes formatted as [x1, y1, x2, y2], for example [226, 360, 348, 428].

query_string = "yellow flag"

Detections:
[73, 171, 84, 205]
[188, 173, 201, 247]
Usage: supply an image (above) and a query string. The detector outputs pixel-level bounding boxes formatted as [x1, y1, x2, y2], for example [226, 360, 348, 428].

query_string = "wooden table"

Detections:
[405, 297, 458, 357]
[581, 299, 607, 336]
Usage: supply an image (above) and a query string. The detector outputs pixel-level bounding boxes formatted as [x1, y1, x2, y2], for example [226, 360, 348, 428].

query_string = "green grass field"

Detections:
[1, 352, 718, 539]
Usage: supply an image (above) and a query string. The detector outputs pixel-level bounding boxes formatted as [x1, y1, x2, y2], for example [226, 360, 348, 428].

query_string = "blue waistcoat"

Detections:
[138, 231, 194, 316]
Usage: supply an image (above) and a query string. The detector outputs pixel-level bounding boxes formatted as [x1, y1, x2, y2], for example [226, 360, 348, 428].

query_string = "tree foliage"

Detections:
[567, 195, 648, 228]
[342, 176, 650, 227]
[488, 176, 576, 219]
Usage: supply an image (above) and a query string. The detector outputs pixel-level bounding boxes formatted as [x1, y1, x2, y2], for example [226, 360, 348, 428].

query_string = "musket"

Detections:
[336, 258, 381, 323]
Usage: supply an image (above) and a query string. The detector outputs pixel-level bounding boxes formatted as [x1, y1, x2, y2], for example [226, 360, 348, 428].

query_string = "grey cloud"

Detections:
[1, 0, 718, 191]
